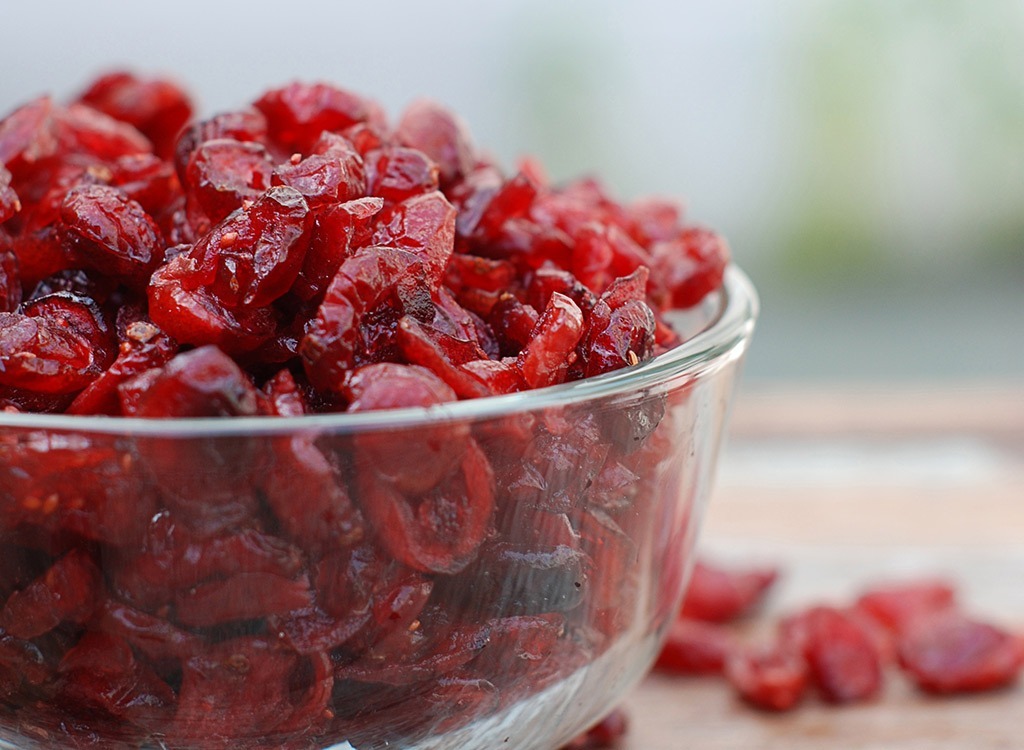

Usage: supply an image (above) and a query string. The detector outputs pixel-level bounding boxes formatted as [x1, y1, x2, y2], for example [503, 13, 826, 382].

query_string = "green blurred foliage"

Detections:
[782, 0, 1024, 280]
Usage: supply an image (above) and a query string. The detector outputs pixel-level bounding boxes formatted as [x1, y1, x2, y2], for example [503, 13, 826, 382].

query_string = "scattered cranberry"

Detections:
[726, 644, 808, 711]
[680, 560, 779, 624]
[898, 612, 1024, 695]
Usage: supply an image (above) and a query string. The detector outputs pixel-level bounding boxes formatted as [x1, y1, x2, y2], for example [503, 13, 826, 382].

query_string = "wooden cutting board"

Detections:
[622, 383, 1024, 749]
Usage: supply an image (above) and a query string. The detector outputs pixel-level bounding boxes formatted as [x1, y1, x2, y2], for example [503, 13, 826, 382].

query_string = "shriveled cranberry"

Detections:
[68, 308, 178, 415]
[110, 513, 304, 610]
[262, 430, 365, 557]
[345, 362, 467, 497]
[175, 637, 331, 739]
[726, 644, 808, 712]
[651, 226, 729, 308]
[173, 108, 268, 183]
[58, 631, 175, 728]
[0, 243, 19, 312]
[54, 103, 152, 161]
[183, 138, 275, 227]
[365, 146, 440, 203]
[59, 185, 163, 283]
[356, 437, 494, 575]
[294, 196, 382, 301]
[0, 292, 113, 394]
[855, 579, 958, 635]
[516, 292, 584, 388]
[93, 599, 200, 666]
[395, 99, 475, 186]
[0, 164, 21, 223]
[781, 606, 883, 704]
[77, 71, 193, 159]
[370, 190, 456, 287]
[272, 133, 366, 209]
[300, 246, 429, 388]
[898, 611, 1024, 695]
[0, 549, 102, 639]
[123, 346, 263, 534]
[148, 254, 278, 354]
[188, 185, 312, 308]
[680, 560, 779, 624]
[255, 81, 370, 154]
[655, 618, 738, 675]
[0, 96, 58, 177]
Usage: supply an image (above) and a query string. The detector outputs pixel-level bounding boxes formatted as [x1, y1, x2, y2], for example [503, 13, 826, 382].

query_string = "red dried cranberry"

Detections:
[781, 606, 883, 704]
[356, 438, 494, 574]
[680, 560, 779, 624]
[652, 226, 729, 308]
[183, 138, 275, 228]
[898, 611, 1024, 694]
[655, 618, 737, 675]
[516, 292, 584, 388]
[0, 549, 101, 639]
[77, 71, 193, 159]
[395, 99, 475, 186]
[255, 81, 370, 154]
[188, 185, 312, 308]
[855, 579, 958, 634]
[272, 132, 366, 209]
[726, 644, 808, 712]
[148, 254, 278, 354]
[0, 292, 113, 395]
[173, 108, 268, 183]
[59, 185, 163, 283]
[365, 146, 441, 203]
[295, 196, 382, 301]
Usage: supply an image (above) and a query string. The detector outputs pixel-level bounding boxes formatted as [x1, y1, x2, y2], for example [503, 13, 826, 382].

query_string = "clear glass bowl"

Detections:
[0, 267, 757, 750]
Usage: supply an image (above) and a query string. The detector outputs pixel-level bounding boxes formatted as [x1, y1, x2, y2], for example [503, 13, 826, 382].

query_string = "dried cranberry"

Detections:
[0, 292, 113, 395]
[652, 226, 729, 308]
[395, 99, 475, 186]
[781, 606, 883, 704]
[0, 549, 101, 639]
[655, 618, 737, 675]
[255, 81, 369, 154]
[148, 254, 278, 354]
[356, 437, 494, 574]
[183, 138, 275, 228]
[680, 560, 779, 624]
[173, 108, 268, 183]
[516, 292, 584, 388]
[898, 611, 1024, 694]
[272, 133, 366, 209]
[365, 146, 441, 203]
[59, 185, 163, 283]
[77, 71, 192, 159]
[856, 579, 958, 634]
[726, 644, 808, 712]
[188, 185, 312, 308]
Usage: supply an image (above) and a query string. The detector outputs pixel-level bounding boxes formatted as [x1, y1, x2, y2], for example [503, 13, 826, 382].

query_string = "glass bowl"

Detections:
[0, 266, 757, 750]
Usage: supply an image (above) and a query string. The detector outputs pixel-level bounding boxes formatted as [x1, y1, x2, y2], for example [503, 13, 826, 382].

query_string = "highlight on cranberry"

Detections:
[0, 71, 748, 749]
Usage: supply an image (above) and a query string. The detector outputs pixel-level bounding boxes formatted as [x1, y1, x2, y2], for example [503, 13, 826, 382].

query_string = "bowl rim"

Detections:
[0, 266, 758, 436]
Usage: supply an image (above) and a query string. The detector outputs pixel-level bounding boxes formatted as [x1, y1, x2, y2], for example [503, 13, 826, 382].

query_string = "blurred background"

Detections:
[3, 0, 1022, 383]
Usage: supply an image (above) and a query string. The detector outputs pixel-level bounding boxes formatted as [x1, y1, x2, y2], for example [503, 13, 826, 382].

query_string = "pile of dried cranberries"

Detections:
[0, 72, 729, 748]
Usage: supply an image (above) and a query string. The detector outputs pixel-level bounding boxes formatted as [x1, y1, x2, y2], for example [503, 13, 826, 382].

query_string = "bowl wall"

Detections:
[0, 269, 756, 750]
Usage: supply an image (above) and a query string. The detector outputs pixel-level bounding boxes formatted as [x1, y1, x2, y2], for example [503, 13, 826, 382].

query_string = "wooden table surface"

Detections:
[622, 383, 1024, 750]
